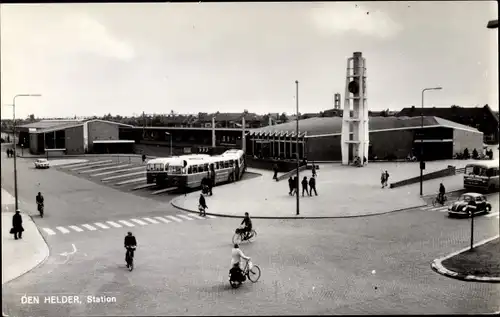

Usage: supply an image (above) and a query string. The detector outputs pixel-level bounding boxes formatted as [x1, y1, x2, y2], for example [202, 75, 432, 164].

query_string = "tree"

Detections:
[262, 114, 270, 126]
[279, 112, 288, 123]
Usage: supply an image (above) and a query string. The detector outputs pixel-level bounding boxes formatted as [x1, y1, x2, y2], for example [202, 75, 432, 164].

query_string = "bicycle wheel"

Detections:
[432, 199, 437, 207]
[232, 233, 242, 244]
[247, 265, 261, 283]
[248, 230, 257, 242]
[230, 280, 241, 289]
[129, 259, 134, 271]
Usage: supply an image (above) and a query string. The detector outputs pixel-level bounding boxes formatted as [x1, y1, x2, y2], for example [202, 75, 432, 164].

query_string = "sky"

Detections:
[1, 2, 498, 119]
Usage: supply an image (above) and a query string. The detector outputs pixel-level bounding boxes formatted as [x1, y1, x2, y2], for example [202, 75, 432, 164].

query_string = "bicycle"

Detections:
[232, 228, 257, 244]
[229, 259, 261, 288]
[432, 194, 447, 207]
[37, 203, 44, 218]
[125, 246, 136, 271]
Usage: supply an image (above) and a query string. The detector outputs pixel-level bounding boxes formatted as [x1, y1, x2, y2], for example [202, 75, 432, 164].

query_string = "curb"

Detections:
[170, 198, 428, 219]
[1, 211, 51, 286]
[431, 235, 500, 283]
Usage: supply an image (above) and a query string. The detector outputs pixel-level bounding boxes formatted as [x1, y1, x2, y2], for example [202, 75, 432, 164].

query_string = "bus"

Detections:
[146, 154, 210, 186]
[463, 159, 499, 192]
[163, 149, 246, 189]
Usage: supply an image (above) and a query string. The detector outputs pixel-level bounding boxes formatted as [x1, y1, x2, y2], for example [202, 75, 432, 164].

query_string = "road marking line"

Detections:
[56, 226, 70, 234]
[132, 183, 157, 191]
[154, 216, 171, 223]
[429, 206, 446, 211]
[421, 206, 434, 210]
[189, 214, 205, 220]
[102, 171, 144, 182]
[106, 221, 122, 228]
[130, 218, 148, 225]
[206, 215, 217, 219]
[68, 225, 84, 232]
[115, 177, 146, 186]
[177, 214, 194, 221]
[94, 222, 110, 229]
[79, 164, 130, 174]
[151, 187, 177, 195]
[118, 220, 135, 227]
[143, 217, 159, 224]
[69, 161, 114, 170]
[166, 216, 182, 223]
[91, 166, 144, 177]
[81, 224, 97, 231]
[43, 228, 56, 235]
[485, 211, 499, 218]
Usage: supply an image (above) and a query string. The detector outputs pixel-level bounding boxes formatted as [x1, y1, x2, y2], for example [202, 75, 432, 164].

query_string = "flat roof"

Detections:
[18, 120, 84, 130]
[126, 126, 245, 132]
[30, 119, 134, 134]
[248, 116, 482, 137]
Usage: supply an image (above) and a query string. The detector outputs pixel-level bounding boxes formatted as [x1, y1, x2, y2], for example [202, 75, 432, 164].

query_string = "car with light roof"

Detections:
[34, 158, 50, 169]
[448, 192, 492, 217]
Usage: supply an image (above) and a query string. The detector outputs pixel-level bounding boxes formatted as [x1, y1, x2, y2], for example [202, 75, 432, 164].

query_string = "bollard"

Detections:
[129, 156, 131, 164]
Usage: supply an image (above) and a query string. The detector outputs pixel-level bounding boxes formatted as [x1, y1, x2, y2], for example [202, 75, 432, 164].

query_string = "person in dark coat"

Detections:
[142, 154, 146, 164]
[292, 176, 298, 196]
[12, 210, 24, 240]
[288, 177, 294, 196]
[301, 176, 309, 197]
[272, 164, 279, 180]
[311, 164, 317, 178]
[309, 176, 318, 196]
[198, 194, 208, 216]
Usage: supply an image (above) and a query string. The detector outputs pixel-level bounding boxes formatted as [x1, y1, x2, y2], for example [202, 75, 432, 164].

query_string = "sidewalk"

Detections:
[1, 188, 49, 285]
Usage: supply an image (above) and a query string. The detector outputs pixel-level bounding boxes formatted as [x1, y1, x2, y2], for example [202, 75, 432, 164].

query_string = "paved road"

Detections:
[1, 154, 499, 315]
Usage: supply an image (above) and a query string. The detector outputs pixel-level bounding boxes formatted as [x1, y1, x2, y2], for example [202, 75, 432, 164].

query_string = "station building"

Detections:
[16, 119, 135, 155]
[246, 116, 484, 162]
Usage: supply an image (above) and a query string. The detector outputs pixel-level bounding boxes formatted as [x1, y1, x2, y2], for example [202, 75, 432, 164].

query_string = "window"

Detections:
[203, 164, 209, 172]
[154, 163, 164, 171]
[169, 166, 183, 174]
[188, 166, 193, 174]
[229, 160, 234, 167]
[224, 161, 229, 168]
[215, 162, 220, 169]
[192, 165, 198, 173]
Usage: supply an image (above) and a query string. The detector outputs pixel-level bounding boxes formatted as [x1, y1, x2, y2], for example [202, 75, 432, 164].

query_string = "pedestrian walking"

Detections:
[272, 164, 279, 181]
[384, 170, 390, 188]
[309, 176, 318, 196]
[301, 176, 309, 197]
[142, 154, 146, 164]
[198, 194, 208, 217]
[292, 176, 299, 196]
[11, 210, 24, 240]
[288, 176, 294, 196]
[6, 149, 10, 158]
[381, 171, 386, 188]
[311, 163, 317, 178]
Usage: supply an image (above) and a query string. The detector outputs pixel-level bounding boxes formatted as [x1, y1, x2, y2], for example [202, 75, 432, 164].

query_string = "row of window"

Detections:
[187, 160, 235, 174]
[465, 166, 500, 177]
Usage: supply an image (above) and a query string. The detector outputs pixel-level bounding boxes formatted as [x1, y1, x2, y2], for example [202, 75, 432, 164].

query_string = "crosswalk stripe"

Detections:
[206, 215, 217, 219]
[429, 206, 446, 211]
[166, 216, 182, 223]
[189, 214, 205, 220]
[68, 225, 83, 232]
[154, 216, 171, 223]
[421, 206, 434, 210]
[81, 224, 97, 231]
[106, 221, 122, 228]
[485, 212, 499, 218]
[94, 222, 110, 229]
[43, 228, 56, 235]
[143, 217, 159, 224]
[130, 218, 148, 225]
[177, 214, 194, 221]
[118, 220, 135, 227]
[56, 226, 70, 234]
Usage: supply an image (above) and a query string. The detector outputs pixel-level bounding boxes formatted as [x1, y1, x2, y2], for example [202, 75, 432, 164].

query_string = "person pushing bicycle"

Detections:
[230, 244, 251, 282]
[438, 183, 446, 204]
[239, 212, 252, 240]
[124, 232, 137, 267]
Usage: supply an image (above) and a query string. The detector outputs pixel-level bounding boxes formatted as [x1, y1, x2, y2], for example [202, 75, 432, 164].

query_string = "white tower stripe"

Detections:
[154, 216, 171, 223]
[69, 225, 84, 232]
[106, 221, 122, 228]
[43, 228, 56, 235]
[94, 222, 110, 229]
[143, 217, 159, 224]
[177, 214, 194, 221]
[130, 219, 148, 226]
[56, 226, 70, 234]
[81, 224, 97, 231]
[118, 220, 135, 227]
[166, 216, 182, 223]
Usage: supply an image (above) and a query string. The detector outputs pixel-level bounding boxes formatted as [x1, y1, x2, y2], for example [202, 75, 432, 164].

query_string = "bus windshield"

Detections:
[168, 165, 183, 174]
[147, 163, 165, 171]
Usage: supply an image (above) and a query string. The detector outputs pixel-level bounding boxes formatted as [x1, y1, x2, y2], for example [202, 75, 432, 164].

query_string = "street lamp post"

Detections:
[165, 132, 172, 156]
[295, 80, 300, 216]
[12, 94, 42, 211]
[420, 87, 442, 196]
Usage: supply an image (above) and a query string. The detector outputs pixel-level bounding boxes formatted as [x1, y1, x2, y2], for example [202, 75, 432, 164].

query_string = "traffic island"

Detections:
[431, 235, 500, 283]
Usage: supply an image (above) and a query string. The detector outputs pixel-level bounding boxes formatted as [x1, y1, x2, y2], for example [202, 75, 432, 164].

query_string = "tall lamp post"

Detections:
[420, 87, 442, 196]
[295, 80, 300, 216]
[165, 132, 173, 156]
[12, 94, 42, 211]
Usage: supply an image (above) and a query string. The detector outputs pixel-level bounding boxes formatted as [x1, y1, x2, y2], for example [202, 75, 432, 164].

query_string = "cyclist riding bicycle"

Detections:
[36, 192, 44, 210]
[438, 183, 446, 204]
[124, 232, 137, 267]
[239, 212, 252, 240]
[230, 244, 250, 282]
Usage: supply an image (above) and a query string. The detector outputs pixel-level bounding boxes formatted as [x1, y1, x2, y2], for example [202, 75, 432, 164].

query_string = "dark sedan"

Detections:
[448, 193, 492, 217]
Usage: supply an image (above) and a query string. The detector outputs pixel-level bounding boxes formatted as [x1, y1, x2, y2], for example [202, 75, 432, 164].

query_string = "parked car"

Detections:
[34, 158, 50, 169]
[448, 193, 492, 217]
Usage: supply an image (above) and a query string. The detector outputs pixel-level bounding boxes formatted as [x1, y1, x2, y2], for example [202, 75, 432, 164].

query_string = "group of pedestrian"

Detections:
[6, 148, 14, 158]
[381, 170, 390, 188]
[10, 210, 24, 240]
[288, 175, 318, 197]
